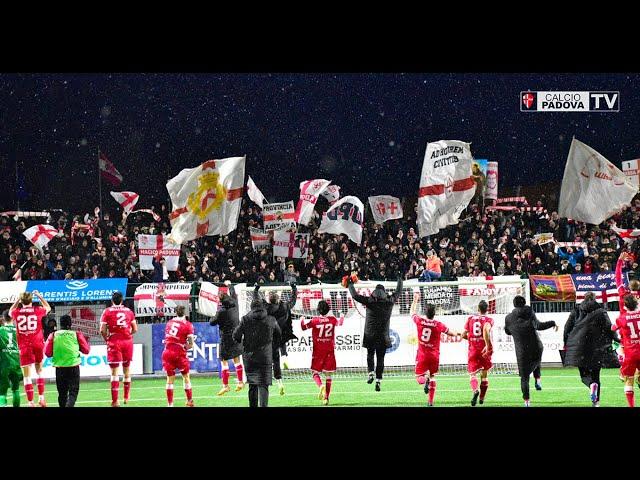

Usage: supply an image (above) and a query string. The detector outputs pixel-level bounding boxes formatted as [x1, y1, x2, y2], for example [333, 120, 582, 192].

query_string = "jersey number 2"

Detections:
[116, 313, 128, 327]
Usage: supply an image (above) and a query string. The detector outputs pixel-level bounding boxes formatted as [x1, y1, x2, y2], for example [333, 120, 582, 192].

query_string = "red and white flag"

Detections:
[247, 176, 267, 209]
[167, 157, 246, 245]
[263, 201, 296, 231]
[417, 140, 476, 237]
[273, 231, 309, 259]
[23, 224, 58, 250]
[368, 195, 403, 224]
[99, 151, 123, 186]
[611, 225, 640, 245]
[197, 282, 220, 317]
[133, 282, 192, 317]
[576, 289, 619, 303]
[321, 184, 341, 203]
[124, 209, 161, 223]
[110, 191, 139, 214]
[294, 179, 331, 225]
[250, 227, 271, 250]
[138, 234, 181, 270]
[318, 196, 365, 244]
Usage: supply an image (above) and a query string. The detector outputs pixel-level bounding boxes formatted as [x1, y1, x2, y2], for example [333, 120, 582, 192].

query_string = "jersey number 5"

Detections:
[168, 323, 179, 337]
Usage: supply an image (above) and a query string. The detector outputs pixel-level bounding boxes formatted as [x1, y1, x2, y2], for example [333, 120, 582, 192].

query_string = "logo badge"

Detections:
[521, 91, 536, 110]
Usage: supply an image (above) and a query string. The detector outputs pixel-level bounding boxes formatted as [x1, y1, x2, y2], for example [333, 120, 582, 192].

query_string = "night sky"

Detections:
[1, 73, 639, 212]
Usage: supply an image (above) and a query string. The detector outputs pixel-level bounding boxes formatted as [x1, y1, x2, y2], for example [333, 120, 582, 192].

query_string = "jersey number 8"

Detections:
[472, 322, 482, 337]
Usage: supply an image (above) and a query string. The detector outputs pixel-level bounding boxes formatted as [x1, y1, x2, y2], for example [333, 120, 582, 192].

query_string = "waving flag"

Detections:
[294, 179, 331, 225]
[23, 224, 58, 251]
[99, 151, 123, 186]
[197, 282, 220, 316]
[247, 176, 267, 209]
[611, 225, 640, 244]
[417, 140, 476, 238]
[167, 157, 246, 245]
[559, 138, 636, 224]
[110, 191, 139, 214]
[368, 195, 403, 224]
[321, 184, 341, 203]
[318, 195, 365, 244]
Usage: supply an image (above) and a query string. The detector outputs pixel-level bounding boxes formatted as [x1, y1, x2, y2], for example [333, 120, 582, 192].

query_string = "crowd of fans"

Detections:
[2, 195, 640, 288]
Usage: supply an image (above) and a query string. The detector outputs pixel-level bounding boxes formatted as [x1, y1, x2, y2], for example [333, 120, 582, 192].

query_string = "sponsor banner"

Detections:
[263, 201, 296, 231]
[134, 282, 193, 317]
[622, 159, 640, 189]
[197, 282, 220, 317]
[152, 322, 220, 373]
[39, 344, 143, 379]
[530, 275, 576, 301]
[485, 161, 498, 200]
[521, 91, 620, 112]
[138, 234, 181, 271]
[273, 231, 309, 259]
[26, 278, 128, 303]
[55, 304, 105, 342]
[0, 281, 28, 305]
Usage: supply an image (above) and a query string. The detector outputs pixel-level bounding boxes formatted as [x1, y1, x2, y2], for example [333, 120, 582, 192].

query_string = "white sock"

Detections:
[277, 379, 283, 387]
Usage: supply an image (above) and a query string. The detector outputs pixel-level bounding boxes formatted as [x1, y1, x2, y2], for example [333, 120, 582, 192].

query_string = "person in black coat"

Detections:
[152, 255, 166, 283]
[563, 292, 620, 406]
[348, 273, 403, 391]
[254, 282, 298, 396]
[210, 282, 245, 396]
[233, 299, 281, 407]
[504, 295, 557, 406]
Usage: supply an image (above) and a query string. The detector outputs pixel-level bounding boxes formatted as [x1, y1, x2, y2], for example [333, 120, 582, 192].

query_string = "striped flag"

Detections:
[576, 289, 619, 303]
[99, 151, 123, 186]
[249, 227, 271, 250]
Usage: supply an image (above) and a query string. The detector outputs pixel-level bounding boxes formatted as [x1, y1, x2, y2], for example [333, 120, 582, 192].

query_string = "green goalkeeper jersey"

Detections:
[0, 324, 21, 372]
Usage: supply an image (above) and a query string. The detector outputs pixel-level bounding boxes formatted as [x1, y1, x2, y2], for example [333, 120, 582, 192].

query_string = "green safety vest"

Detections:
[52, 330, 81, 368]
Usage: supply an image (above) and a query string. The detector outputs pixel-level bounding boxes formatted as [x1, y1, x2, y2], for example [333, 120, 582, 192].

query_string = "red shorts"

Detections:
[107, 339, 134, 368]
[415, 350, 440, 376]
[19, 339, 44, 367]
[468, 350, 493, 374]
[311, 349, 336, 373]
[162, 347, 190, 376]
[620, 354, 640, 377]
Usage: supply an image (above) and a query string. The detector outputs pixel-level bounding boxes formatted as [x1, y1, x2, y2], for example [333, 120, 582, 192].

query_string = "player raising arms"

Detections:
[615, 250, 640, 386]
[100, 291, 137, 407]
[612, 294, 640, 407]
[300, 300, 344, 406]
[409, 291, 460, 406]
[9, 291, 51, 407]
[462, 300, 494, 406]
[162, 306, 195, 407]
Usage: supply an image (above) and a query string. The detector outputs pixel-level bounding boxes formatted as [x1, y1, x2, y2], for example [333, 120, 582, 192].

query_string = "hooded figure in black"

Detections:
[348, 274, 403, 390]
[254, 282, 298, 395]
[209, 283, 245, 395]
[233, 299, 281, 407]
[563, 292, 620, 406]
[504, 295, 557, 406]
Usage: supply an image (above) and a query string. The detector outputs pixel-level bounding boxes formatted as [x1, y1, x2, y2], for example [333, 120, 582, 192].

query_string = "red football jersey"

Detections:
[613, 310, 640, 357]
[464, 314, 493, 353]
[412, 314, 448, 356]
[10, 306, 47, 343]
[302, 315, 341, 353]
[100, 305, 136, 341]
[615, 256, 640, 314]
[164, 317, 194, 348]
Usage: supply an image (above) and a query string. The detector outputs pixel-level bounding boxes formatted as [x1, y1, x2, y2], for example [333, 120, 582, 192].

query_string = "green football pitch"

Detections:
[16, 367, 638, 407]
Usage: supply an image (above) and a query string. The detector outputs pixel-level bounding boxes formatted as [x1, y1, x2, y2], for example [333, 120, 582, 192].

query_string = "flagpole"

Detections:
[98, 147, 103, 220]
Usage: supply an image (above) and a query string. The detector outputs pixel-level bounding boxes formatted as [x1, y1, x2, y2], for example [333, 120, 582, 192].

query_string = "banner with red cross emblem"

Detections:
[134, 282, 193, 317]
[368, 195, 403, 224]
[273, 231, 309, 259]
[167, 156, 246, 245]
[22, 224, 59, 251]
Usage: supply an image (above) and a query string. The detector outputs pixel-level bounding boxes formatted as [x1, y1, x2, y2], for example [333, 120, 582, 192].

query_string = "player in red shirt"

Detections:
[162, 305, 195, 407]
[409, 291, 460, 406]
[462, 300, 494, 406]
[100, 291, 137, 407]
[612, 294, 640, 407]
[300, 300, 344, 406]
[615, 251, 640, 386]
[8, 290, 51, 407]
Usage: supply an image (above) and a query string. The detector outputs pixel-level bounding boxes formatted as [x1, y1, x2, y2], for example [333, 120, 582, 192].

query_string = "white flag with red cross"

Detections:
[273, 231, 309, 259]
[294, 179, 331, 225]
[167, 157, 246, 245]
[133, 282, 192, 317]
[22, 224, 59, 251]
[417, 140, 477, 237]
[611, 225, 640, 245]
[138, 234, 181, 271]
[368, 195, 403, 224]
[110, 191, 140, 214]
[197, 282, 220, 317]
[249, 227, 271, 250]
